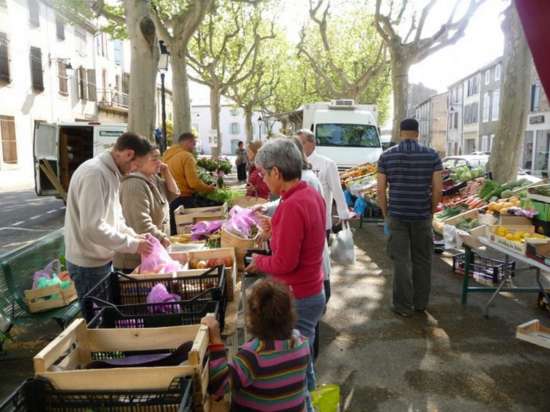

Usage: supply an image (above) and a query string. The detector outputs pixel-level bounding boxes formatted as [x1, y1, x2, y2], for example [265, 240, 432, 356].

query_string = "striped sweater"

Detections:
[208, 330, 310, 411]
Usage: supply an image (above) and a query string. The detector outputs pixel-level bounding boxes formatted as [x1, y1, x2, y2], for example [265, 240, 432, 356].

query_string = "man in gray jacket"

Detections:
[64, 132, 154, 312]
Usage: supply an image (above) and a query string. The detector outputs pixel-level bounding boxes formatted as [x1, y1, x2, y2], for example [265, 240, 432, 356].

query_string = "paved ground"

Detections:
[0, 189, 65, 256]
[318, 222, 550, 411]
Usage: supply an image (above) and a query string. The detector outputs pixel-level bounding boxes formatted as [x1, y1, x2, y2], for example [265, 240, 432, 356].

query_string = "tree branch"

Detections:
[91, 0, 125, 24]
[414, 0, 437, 42]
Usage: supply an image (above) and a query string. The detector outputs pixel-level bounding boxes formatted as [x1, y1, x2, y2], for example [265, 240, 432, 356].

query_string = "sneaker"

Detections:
[392, 307, 412, 318]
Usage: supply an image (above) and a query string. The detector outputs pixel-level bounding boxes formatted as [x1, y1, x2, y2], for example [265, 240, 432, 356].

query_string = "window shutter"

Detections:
[29, 46, 44, 92]
[28, 0, 39, 27]
[87, 69, 96, 101]
[122, 72, 130, 94]
[56, 17, 65, 40]
[0, 115, 17, 164]
[0, 33, 9, 83]
[77, 66, 87, 100]
[57, 60, 68, 95]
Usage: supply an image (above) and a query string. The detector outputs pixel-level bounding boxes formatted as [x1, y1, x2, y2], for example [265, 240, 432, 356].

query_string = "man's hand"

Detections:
[136, 238, 154, 255]
[207, 184, 216, 192]
[201, 315, 223, 344]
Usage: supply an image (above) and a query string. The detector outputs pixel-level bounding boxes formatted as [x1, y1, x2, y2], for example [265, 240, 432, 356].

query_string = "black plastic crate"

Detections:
[83, 266, 226, 326]
[452, 252, 515, 284]
[0, 376, 193, 412]
[88, 296, 221, 329]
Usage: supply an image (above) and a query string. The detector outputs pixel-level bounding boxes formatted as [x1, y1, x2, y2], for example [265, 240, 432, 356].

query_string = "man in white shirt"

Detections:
[65, 132, 154, 314]
[298, 129, 350, 240]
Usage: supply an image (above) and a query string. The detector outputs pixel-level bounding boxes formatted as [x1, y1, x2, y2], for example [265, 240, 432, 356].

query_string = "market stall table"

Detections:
[462, 236, 550, 317]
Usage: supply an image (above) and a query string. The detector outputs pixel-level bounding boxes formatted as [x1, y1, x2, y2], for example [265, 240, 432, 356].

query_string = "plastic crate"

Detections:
[88, 297, 221, 329]
[452, 252, 516, 284]
[0, 376, 193, 412]
[83, 266, 226, 327]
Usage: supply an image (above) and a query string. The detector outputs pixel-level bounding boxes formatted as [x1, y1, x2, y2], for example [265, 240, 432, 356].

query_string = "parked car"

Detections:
[442, 155, 489, 170]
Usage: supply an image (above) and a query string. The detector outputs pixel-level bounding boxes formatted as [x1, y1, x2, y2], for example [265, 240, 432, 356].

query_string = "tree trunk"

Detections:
[171, 47, 192, 138]
[244, 108, 253, 143]
[210, 85, 222, 157]
[124, 0, 158, 140]
[390, 57, 410, 142]
[488, 5, 531, 183]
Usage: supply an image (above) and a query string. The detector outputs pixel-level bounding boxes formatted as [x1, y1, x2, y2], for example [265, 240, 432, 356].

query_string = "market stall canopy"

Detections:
[516, 0, 550, 98]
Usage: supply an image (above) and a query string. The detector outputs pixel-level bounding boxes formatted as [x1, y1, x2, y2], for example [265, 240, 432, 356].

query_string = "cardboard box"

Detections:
[174, 204, 227, 234]
[489, 225, 535, 254]
[33, 319, 209, 391]
[498, 215, 532, 226]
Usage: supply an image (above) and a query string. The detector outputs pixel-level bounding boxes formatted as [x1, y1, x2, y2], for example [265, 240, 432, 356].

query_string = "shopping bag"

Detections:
[311, 384, 340, 412]
[140, 234, 183, 274]
[330, 222, 356, 265]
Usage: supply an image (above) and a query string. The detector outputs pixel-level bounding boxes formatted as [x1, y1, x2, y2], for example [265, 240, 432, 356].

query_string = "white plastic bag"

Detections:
[330, 222, 356, 265]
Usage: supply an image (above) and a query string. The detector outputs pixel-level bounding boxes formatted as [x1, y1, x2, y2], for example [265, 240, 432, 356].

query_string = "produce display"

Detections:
[189, 256, 234, 270]
[340, 163, 377, 185]
[197, 157, 232, 174]
[449, 166, 485, 183]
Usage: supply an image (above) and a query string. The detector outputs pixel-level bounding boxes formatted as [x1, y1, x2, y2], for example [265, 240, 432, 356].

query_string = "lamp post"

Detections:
[258, 115, 263, 140]
[159, 40, 170, 153]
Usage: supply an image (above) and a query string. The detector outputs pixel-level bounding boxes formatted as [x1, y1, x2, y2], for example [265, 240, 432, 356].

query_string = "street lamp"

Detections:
[159, 40, 170, 154]
[257, 115, 263, 140]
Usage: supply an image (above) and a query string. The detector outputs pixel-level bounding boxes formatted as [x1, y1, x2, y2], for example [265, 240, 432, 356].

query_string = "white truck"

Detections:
[299, 99, 382, 169]
[34, 121, 127, 197]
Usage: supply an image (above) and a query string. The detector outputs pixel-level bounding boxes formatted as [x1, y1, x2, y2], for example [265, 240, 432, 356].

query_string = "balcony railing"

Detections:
[98, 88, 129, 110]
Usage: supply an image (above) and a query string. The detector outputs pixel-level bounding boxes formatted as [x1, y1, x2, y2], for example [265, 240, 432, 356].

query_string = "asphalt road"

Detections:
[0, 189, 65, 256]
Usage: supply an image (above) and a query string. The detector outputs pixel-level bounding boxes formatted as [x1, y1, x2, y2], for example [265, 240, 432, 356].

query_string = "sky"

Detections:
[190, 0, 509, 104]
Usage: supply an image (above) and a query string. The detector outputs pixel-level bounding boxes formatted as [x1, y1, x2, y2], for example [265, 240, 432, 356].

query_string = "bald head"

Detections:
[297, 129, 315, 156]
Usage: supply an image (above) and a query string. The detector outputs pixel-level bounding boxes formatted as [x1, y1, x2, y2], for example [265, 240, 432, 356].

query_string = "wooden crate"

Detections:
[33, 319, 209, 392]
[220, 229, 259, 271]
[24, 282, 77, 313]
[187, 248, 237, 302]
[516, 319, 550, 349]
[489, 225, 538, 254]
[175, 204, 227, 234]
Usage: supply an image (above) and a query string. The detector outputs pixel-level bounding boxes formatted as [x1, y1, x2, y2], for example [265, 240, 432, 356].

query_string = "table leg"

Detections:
[535, 268, 550, 303]
[461, 246, 472, 305]
[484, 263, 513, 318]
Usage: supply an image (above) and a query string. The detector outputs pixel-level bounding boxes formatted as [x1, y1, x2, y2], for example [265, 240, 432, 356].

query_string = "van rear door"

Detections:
[93, 124, 127, 156]
[33, 122, 59, 196]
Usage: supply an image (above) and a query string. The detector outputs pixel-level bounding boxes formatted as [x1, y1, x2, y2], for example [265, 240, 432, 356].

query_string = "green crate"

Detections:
[531, 200, 550, 222]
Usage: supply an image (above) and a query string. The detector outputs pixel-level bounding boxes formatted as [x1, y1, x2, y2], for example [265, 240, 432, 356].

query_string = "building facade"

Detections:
[447, 80, 464, 155]
[0, 0, 173, 177]
[415, 92, 448, 156]
[462, 72, 481, 154]
[478, 58, 502, 154]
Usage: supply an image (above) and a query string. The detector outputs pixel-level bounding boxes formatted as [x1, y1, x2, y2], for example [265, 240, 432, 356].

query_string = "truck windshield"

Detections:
[315, 123, 380, 148]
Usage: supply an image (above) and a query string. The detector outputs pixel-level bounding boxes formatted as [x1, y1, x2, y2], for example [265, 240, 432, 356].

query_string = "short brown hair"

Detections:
[248, 141, 262, 156]
[247, 279, 297, 340]
[178, 132, 196, 143]
[114, 132, 152, 157]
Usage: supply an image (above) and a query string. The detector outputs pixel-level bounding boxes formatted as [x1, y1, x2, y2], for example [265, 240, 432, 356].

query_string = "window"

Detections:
[75, 27, 87, 57]
[30, 46, 44, 92]
[454, 111, 458, 129]
[482, 92, 490, 122]
[481, 135, 489, 152]
[315, 124, 380, 147]
[0, 115, 17, 164]
[113, 40, 123, 66]
[57, 60, 68, 96]
[467, 77, 479, 96]
[531, 84, 541, 112]
[86, 69, 96, 101]
[495, 64, 501, 81]
[491, 89, 500, 121]
[230, 108, 238, 117]
[28, 0, 39, 27]
[490, 134, 495, 152]
[230, 122, 240, 135]
[485, 70, 491, 85]
[76, 66, 87, 100]
[464, 103, 479, 124]
[56, 16, 65, 40]
[0, 32, 9, 83]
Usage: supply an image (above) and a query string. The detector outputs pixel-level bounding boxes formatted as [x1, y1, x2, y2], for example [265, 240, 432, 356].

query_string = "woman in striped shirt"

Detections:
[201, 279, 310, 411]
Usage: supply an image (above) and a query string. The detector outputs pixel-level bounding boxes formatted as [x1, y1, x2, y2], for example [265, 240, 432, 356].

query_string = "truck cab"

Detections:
[33, 122, 127, 197]
[301, 99, 382, 170]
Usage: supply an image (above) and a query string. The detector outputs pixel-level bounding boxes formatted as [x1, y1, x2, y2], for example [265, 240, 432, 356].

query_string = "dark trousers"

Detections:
[387, 216, 433, 312]
[169, 196, 197, 235]
[237, 163, 247, 182]
[313, 279, 331, 360]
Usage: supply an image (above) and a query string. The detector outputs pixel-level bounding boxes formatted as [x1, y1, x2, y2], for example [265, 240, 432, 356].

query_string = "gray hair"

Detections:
[255, 138, 302, 181]
[297, 129, 315, 143]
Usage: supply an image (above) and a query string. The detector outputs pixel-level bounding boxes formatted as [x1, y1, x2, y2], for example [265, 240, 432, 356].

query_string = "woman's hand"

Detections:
[244, 254, 259, 274]
[161, 237, 171, 248]
[159, 162, 169, 175]
[201, 315, 223, 345]
[255, 213, 272, 239]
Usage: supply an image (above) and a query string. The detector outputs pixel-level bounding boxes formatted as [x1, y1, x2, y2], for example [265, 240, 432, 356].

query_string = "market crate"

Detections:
[82, 267, 226, 326]
[0, 376, 193, 412]
[452, 252, 515, 284]
[488, 225, 537, 254]
[23, 281, 77, 314]
[231, 195, 267, 209]
[87, 296, 220, 330]
[174, 204, 227, 234]
[516, 319, 550, 350]
[33, 319, 209, 392]
[186, 247, 237, 301]
[220, 229, 259, 272]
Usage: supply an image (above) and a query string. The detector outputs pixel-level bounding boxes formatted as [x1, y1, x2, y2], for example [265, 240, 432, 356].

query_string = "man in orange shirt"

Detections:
[164, 132, 215, 234]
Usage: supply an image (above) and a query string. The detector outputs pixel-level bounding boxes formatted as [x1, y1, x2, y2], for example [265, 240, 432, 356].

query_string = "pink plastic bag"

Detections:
[32, 259, 61, 289]
[146, 283, 181, 314]
[140, 234, 183, 274]
[223, 206, 259, 238]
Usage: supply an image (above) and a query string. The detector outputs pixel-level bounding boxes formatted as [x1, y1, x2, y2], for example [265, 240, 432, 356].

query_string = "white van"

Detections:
[301, 99, 382, 169]
[34, 121, 127, 197]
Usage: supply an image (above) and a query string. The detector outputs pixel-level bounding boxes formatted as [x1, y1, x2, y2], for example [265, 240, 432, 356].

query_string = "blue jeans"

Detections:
[295, 291, 326, 412]
[67, 261, 112, 318]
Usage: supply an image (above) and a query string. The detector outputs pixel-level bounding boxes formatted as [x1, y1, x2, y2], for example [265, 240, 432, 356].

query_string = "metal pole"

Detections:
[160, 71, 167, 153]
[259, 121, 262, 140]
